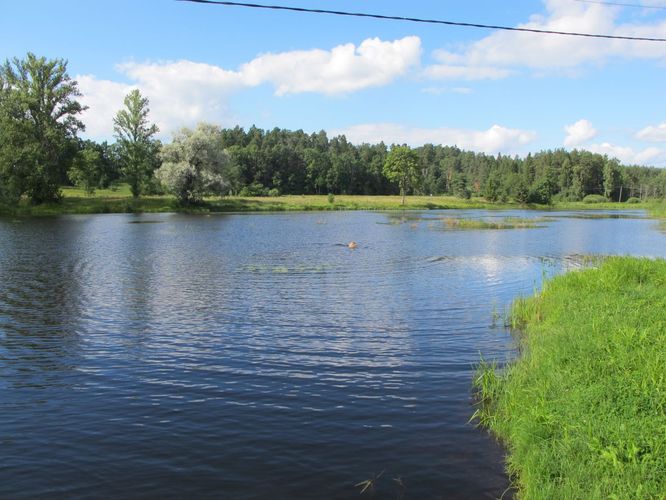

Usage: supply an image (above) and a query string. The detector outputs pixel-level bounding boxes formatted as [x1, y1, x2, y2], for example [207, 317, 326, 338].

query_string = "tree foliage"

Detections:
[68, 146, 101, 195]
[155, 123, 235, 205]
[383, 145, 420, 205]
[113, 89, 159, 198]
[0, 53, 85, 204]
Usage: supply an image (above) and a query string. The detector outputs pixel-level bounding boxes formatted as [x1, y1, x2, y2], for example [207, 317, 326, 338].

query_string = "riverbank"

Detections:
[1, 185, 663, 216]
[474, 257, 666, 498]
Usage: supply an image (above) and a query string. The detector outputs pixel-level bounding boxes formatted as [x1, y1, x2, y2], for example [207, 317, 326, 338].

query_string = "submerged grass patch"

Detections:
[474, 257, 666, 499]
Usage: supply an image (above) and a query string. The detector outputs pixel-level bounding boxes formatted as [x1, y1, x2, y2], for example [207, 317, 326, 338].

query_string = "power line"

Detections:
[573, 0, 666, 10]
[177, 0, 666, 42]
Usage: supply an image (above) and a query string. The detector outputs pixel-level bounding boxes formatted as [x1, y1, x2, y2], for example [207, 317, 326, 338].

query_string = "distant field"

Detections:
[0, 185, 663, 216]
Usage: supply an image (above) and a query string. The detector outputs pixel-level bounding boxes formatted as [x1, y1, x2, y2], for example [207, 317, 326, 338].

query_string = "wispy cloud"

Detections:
[424, 0, 666, 81]
[636, 122, 666, 142]
[332, 123, 536, 154]
[588, 142, 664, 164]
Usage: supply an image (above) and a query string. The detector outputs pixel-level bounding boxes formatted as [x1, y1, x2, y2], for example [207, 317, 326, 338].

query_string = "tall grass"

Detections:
[474, 257, 666, 499]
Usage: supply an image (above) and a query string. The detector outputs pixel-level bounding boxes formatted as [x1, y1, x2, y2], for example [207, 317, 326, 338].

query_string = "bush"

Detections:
[267, 188, 280, 197]
[626, 197, 641, 204]
[528, 179, 554, 205]
[327, 193, 335, 204]
[552, 191, 580, 203]
[143, 176, 166, 196]
[456, 187, 472, 200]
[239, 182, 268, 197]
[582, 194, 608, 204]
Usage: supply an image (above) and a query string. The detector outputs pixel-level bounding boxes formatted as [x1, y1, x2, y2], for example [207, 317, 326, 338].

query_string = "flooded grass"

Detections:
[473, 257, 666, 499]
[441, 217, 547, 230]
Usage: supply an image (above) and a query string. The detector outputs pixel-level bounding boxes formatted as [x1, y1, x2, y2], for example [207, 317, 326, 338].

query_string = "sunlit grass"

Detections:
[474, 257, 666, 499]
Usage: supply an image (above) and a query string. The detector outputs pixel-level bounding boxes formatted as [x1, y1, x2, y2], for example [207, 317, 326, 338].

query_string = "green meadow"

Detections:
[1, 185, 664, 216]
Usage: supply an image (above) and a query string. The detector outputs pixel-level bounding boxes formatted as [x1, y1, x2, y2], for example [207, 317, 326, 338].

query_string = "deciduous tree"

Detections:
[155, 123, 235, 205]
[0, 53, 85, 204]
[113, 89, 159, 198]
[383, 145, 419, 205]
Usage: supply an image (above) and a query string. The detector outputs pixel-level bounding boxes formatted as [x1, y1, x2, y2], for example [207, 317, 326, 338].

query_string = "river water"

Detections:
[0, 209, 664, 498]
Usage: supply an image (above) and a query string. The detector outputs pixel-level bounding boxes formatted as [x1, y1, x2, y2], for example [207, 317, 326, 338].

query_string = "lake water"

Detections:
[1, 209, 664, 499]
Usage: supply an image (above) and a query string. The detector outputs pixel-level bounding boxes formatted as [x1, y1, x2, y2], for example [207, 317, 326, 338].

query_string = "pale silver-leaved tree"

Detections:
[155, 122, 233, 205]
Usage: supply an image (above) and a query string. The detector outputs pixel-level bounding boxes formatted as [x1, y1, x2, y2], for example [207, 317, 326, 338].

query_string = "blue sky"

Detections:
[2, 0, 666, 165]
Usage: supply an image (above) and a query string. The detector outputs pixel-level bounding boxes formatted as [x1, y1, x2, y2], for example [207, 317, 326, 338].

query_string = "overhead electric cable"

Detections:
[177, 0, 666, 42]
[573, 0, 666, 10]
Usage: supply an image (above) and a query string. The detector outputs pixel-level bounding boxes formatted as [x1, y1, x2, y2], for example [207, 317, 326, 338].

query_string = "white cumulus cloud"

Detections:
[76, 36, 422, 139]
[564, 119, 598, 147]
[77, 76, 134, 139]
[331, 123, 536, 154]
[424, 0, 666, 80]
[241, 36, 421, 95]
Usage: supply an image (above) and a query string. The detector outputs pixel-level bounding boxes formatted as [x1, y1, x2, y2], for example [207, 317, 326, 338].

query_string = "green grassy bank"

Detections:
[1, 185, 663, 216]
[474, 257, 666, 499]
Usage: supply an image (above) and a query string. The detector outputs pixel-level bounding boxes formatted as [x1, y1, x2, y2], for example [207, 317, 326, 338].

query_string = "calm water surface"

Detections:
[1, 209, 664, 499]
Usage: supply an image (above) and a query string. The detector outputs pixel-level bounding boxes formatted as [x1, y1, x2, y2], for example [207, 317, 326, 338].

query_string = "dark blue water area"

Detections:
[0, 209, 664, 498]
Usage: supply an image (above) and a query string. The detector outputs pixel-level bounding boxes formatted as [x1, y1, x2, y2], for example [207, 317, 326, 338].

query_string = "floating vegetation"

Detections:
[355, 470, 384, 496]
[440, 216, 547, 230]
[353, 471, 409, 498]
[242, 263, 329, 274]
[127, 220, 164, 224]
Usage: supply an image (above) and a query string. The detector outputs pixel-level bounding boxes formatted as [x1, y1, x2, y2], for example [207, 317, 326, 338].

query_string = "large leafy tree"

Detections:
[113, 89, 159, 198]
[155, 123, 236, 205]
[383, 145, 420, 205]
[0, 53, 85, 204]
